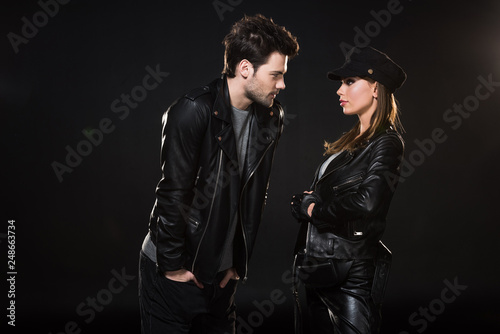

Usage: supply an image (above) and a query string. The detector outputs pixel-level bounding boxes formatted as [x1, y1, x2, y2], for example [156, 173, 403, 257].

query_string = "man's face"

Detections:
[245, 51, 288, 108]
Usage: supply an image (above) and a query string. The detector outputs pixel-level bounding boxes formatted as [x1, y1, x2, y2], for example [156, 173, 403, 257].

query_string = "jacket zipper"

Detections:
[188, 216, 199, 228]
[305, 223, 312, 255]
[331, 174, 364, 192]
[191, 149, 223, 273]
[194, 166, 202, 186]
[239, 139, 275, 282]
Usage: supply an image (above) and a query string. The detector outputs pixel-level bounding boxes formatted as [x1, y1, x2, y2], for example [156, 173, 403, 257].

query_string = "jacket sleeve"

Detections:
[154, 97, 209, 273]
[312, 133, 404, 224]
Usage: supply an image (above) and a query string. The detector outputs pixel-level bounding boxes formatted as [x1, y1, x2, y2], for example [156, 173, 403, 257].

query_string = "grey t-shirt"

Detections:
[231, 104, 253, 175]
[319, 151, 341, 179]
[219, 104, 253, 272]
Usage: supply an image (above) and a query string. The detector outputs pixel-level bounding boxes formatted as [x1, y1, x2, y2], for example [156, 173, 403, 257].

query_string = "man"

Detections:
[139, 14, 299, 334]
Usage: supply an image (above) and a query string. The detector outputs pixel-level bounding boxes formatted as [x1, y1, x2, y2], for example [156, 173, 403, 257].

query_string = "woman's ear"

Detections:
[373, 82, 378, 99]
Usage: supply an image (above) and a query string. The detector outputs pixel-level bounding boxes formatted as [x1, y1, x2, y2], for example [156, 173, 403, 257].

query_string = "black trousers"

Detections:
[139, 251, 238, 334]
[305, 259, 381, 334]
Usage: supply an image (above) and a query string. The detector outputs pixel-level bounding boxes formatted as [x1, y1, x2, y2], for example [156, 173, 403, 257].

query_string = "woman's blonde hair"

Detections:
[324, 80, 403, 155]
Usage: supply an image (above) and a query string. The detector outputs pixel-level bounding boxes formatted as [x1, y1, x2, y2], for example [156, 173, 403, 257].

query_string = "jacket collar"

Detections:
[211, 75, 233, 124]
[209, 75, 281, 184]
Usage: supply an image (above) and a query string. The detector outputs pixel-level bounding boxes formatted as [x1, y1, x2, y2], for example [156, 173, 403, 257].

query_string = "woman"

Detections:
[291, 46, 406, 334]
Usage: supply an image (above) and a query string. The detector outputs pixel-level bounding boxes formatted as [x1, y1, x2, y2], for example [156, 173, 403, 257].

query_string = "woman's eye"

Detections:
[346, 79, 355, 85]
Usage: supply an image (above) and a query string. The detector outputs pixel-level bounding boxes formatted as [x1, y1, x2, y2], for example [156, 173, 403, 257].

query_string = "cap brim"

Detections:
[327, 67, 358, 81]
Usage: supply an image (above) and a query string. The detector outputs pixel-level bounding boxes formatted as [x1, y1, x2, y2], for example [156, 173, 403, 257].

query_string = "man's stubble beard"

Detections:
[245, 76, 274, 108]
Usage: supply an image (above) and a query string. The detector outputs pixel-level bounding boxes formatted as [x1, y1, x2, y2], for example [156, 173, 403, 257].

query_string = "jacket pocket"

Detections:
[331, 172, 365, 196]
[187, 216, 200, 234]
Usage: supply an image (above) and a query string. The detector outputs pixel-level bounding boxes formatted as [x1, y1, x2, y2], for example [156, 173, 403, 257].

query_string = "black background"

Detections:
[3, 0, 500, 333]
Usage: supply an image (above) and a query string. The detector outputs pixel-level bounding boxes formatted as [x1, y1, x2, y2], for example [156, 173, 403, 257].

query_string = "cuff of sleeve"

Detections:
[156, 252, 185, 274]
[310, 206, 329, 230]
[311, 204, 324, 220]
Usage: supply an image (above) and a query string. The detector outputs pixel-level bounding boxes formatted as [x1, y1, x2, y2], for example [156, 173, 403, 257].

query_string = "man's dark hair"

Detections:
[222, 14, 299, 78]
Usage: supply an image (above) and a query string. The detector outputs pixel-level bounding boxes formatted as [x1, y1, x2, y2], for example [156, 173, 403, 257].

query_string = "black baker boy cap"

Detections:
[327, 46, 407, 93]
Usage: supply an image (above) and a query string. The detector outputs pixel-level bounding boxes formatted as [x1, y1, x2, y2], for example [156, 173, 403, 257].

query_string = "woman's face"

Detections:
[336, 77, 378, 117]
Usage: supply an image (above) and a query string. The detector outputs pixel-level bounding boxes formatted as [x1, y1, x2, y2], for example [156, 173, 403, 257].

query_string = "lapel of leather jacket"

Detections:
[212, 76, 239, 169]
[241, 103, 277, 185]
[311, 125, 396, 188]
[312, 150, 354, 188]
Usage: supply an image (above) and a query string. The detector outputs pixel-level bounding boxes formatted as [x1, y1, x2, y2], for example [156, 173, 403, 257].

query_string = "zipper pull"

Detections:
[194, 166, 202, 186]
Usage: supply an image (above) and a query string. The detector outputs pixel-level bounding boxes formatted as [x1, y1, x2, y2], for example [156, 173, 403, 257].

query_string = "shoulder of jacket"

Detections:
[371, 127, 402, 143]
[184, 85, 211, 101]
[165, 85, 213, 120]
[368, 129, 404, 155]
[384, 128, 404, 147]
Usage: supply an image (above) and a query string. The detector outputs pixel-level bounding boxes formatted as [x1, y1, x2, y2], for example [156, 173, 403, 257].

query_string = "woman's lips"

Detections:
[339, 100, 347, 106]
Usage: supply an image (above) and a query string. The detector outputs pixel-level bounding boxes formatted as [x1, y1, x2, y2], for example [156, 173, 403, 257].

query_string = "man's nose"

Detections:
[276, 78, 286, 90]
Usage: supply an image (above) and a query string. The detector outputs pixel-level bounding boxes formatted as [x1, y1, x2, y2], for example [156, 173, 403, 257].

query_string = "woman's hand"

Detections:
[291, 191, 321, 222]
[303, 191, 315, 217]
[307, 203, 315, 217]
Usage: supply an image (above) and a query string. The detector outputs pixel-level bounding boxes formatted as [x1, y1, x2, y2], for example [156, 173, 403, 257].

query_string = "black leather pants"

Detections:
[304, 259, 381, 334]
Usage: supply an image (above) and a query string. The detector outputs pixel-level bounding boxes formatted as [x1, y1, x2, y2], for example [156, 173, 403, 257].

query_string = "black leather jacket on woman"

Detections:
[295, 127, 404, 260]
[148, 76, 284, 284]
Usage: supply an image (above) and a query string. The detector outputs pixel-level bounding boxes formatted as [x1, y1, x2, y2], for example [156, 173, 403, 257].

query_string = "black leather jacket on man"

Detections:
[148, 75, 284, 284]
[295, 127, 404, 260]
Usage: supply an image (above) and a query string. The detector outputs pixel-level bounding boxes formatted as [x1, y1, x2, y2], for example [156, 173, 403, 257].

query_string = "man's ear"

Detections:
[238, 59, 253, 79]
